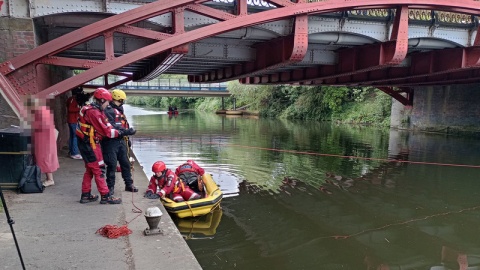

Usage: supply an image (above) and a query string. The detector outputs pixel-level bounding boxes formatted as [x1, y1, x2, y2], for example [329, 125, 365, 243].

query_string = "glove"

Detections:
[127, 139, 132, 148]
[125, 128, 136, 136]
[144, 190, 160, 199]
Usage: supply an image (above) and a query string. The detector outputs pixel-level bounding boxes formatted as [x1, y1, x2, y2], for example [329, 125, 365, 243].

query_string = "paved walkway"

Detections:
[0, 150, 201, 269]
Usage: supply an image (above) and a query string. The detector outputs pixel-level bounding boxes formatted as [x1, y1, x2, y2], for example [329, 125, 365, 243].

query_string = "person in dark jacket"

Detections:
[101, 89, 138, 195]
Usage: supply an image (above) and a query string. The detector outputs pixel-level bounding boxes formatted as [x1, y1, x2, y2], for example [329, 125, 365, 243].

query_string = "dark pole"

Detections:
[0, 185, 26, 270]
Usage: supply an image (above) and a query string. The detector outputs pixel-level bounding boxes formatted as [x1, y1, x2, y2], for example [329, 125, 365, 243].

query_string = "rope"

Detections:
[321, 205, 480, 240]
[135, 136, 480, 169]
[96, 225, 132, 239]
[97, 136, 142, 239]
[185, 200, 194, 217]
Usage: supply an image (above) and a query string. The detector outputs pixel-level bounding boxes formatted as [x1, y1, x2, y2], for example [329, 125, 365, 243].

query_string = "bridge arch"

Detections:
[1, 0, 480, 114]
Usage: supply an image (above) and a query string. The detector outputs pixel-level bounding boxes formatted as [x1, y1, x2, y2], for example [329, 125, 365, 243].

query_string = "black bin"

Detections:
[0, 127, 31, 189]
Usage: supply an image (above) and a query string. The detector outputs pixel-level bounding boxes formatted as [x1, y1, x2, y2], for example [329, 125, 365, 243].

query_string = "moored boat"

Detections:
[161, 174, 223, 218]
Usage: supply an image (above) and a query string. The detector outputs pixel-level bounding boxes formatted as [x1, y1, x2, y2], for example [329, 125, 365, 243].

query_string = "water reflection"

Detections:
[124, 105, 480, 270]
[174, 208, 223, 240]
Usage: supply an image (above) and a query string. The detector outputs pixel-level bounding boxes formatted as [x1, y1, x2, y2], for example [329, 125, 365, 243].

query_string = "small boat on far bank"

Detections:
[225, 110, 243, 115]
[161, 174, 223, 218]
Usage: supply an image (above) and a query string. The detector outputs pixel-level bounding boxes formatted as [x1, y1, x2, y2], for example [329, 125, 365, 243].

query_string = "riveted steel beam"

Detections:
[243, 6, 409, 85]
[190, 14, 308, 83]
[330, 26, 480, 87]
[377, 87, 413, 106]
[2, 0, 480, 107]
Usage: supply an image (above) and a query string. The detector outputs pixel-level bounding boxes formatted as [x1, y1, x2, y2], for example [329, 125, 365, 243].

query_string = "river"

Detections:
[124, 104, 480, 270]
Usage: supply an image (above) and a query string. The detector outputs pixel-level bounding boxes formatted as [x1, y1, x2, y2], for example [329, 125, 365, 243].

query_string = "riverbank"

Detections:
[0, 149, 201, 269]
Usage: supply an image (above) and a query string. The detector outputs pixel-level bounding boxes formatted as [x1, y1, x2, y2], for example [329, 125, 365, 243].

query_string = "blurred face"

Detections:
[100, 99, 109, 110]
[113, 99, 124, 106]
[155, 171, 163, 177]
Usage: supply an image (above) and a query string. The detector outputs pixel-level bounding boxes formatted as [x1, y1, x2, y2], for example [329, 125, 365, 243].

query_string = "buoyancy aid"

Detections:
[155, 172, 185, 194]
[177, 164, 196, 174]
[76, 104, 101, 149]
[111, 103, 129, 129]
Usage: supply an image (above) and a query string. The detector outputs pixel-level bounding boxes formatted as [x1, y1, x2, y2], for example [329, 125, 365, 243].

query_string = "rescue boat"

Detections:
[161, 174, 223, 218]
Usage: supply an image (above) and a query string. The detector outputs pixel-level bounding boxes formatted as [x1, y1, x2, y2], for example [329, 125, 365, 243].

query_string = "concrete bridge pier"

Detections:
[391, 84, 480, 136]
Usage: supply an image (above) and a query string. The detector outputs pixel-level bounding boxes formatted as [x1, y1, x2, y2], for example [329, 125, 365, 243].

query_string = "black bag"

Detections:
[18, 157, 44, 193]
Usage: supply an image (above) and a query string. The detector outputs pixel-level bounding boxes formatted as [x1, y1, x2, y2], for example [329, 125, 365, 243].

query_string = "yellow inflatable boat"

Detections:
[161, 174, 223, 218]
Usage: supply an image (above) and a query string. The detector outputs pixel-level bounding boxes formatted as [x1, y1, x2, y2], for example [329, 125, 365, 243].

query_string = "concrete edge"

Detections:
[121, 153, 202, 270]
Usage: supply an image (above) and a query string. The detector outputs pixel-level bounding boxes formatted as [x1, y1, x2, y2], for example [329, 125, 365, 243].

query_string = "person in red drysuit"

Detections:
[145, 161, 201, 202]
[175, 160, 206, 194]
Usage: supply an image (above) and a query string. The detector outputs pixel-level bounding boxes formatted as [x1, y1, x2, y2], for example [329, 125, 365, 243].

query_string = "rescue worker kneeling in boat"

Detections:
[175, 160, 206, 195]
[145, 161, 201, 202]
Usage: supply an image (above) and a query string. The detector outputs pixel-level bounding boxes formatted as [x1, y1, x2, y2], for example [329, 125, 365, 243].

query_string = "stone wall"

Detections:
[0, 17, 70, 151]
[0, 17, 35, 129]
[0, 17, 35, 62]
[391, 84, 480, 136]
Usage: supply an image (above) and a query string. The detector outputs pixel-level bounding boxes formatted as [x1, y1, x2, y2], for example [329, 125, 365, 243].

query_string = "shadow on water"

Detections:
[124, 105, 480, 270]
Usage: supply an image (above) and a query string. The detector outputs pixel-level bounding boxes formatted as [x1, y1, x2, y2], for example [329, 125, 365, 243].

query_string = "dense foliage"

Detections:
[126, 76, 392, 127]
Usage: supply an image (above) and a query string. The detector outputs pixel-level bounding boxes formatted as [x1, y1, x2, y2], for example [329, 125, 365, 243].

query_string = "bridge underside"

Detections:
[1, 0, 480, 114]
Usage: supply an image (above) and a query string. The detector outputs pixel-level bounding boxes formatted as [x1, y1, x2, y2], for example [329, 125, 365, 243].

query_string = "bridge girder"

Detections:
[1, 0, 480, 115]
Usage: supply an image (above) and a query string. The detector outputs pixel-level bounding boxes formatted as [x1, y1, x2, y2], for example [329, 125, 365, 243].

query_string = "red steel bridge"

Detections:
[1, 0, 480, 116]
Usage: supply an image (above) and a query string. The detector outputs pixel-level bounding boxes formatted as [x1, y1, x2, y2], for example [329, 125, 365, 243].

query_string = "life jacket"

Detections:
[76, 104, 100, 149]
[113, 109, 129, 129]
[110, 103, 129, 129]
[177, 163, 196, 174]
[155, 172, 185, 194]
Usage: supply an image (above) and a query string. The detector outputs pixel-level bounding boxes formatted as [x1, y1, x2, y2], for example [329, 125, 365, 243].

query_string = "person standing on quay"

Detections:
[76, 88, 136, 204]
[102, 89, 138, 195]
[28, 97, 59, 187]
[66, 87, 83, 159]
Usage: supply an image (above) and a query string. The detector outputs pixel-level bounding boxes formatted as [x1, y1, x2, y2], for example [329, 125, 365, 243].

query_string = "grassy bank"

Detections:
[127, 79, 392, 127]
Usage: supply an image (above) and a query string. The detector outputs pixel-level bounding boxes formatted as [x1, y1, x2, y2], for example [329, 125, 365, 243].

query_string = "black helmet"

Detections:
[72, 87, 83, 95]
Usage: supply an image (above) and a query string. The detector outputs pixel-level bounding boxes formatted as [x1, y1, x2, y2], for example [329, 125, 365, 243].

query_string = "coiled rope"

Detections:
[97, 137, 142, 239]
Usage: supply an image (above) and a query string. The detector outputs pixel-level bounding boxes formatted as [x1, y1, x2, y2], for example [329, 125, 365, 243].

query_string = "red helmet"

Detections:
[152, 161, 166, 173]
[93, 88, 112, 101]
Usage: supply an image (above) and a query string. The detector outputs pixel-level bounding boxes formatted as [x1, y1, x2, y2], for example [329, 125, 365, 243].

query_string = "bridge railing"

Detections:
[86, 78, 229, 92]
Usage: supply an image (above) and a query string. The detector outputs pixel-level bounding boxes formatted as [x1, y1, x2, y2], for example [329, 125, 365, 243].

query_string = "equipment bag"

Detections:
[18, 157, 44, 193]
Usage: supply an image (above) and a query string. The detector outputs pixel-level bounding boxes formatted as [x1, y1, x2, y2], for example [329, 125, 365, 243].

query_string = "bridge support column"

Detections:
[0, 17, 70, 148]
[391, 84, 480, 135]
[0, 17, 36, 128]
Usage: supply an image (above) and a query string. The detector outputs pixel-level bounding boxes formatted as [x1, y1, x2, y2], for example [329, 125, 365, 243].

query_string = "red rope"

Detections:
[97, 151, 143, 239]
[136, 136, 480, 169]
[96, 225, 132, 239]
[324, 205, 480, 240]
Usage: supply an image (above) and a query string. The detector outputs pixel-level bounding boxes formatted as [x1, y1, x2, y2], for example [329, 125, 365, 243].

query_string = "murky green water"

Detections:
[126, 105, 480, 270]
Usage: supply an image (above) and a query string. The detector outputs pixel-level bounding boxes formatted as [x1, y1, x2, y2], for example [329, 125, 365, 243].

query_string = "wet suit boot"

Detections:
[125, 185, 138, 192]
[100, 194, 122, 204]
[108, 186, 114, 196]
[80, 193, 99, 204]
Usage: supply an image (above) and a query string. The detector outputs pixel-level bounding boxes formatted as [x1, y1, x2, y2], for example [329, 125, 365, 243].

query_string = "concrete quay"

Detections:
[0, 149, 202, 269]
